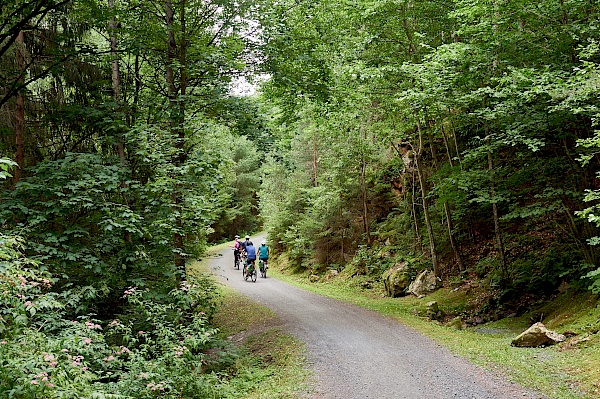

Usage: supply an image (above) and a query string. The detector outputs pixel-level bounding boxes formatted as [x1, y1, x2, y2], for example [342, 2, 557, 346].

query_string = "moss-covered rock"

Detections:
[382, 262, 411, 297]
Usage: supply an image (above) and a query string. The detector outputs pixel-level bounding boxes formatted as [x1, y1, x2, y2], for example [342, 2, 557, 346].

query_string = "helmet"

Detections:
[245, 235, 250, 239]
[234, 235, 240, 239]
[261, 240, 266, 245]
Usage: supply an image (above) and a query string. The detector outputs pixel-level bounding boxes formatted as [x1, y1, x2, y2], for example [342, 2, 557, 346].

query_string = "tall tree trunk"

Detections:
[415, 118, 439, 277]
[109, 0, 132, 245]
[439, 125, 465, 272]
[448, 115, 462, 168]
[13, 29, 25, 185]
[361, 157, 370, 244]
[312, 134, 318, 187]
[411, 168, 422, 252]
[166, 0, 186, 281]
[485, 129, 508, 280]
[109, 0, 125, 164]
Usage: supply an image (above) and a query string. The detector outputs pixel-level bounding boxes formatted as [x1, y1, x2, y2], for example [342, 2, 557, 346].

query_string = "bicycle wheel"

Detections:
[251, 269, 257, 282]
[243, 264, 248, 281]
[259, 260, 266, 278]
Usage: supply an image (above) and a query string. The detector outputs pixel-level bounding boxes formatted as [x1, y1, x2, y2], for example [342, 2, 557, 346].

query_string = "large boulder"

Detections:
[408, 270, 440, 297]
[511, 322, 566, 347]
[382, 262, 411, 297]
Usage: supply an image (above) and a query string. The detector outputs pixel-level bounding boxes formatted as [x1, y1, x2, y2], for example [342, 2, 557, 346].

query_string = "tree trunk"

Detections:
[109, 0, 125, 163]
[361, 157, 370, 244]
[411, 168, 422, 252]
[485, 132, 508, 280]
[312, 134, 318, 187]
[13, 29, 25, 185]
[415, 118, 439, 277]
[166, 0, 186, 281]
[439, 125, 465, 272]
[109, 0, 132, 245]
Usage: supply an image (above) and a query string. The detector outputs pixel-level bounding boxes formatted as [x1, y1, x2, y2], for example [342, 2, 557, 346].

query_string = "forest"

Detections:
[2, 0, 600, 397]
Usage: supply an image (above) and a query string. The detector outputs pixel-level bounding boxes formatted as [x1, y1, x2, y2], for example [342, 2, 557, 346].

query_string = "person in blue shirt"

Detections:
[244, 241, 257, 274]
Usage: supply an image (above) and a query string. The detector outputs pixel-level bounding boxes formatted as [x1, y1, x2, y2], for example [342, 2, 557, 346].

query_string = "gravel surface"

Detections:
[209, 241, 547, 399]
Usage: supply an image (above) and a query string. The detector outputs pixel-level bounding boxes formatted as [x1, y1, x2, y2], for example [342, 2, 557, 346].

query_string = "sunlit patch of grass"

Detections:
[212, 286, 311, 399]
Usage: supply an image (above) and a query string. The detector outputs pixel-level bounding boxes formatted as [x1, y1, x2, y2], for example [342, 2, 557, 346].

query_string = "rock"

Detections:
[382, 262, 412, 297]
[558, 280, 570, 293]
[408, 270, 440, 297]
[511, 322, 566, 347]
[324, 269, 339, 281]
[426, 301, 443, 321]
[446, 316, 463, 330]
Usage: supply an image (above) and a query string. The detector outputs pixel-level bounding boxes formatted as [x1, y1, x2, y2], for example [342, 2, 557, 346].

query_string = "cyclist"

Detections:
[230, 235, 241, 268]
[244, 241, 257, 278]
[240, 235, 252, 251]
[258, 240, 270, 274]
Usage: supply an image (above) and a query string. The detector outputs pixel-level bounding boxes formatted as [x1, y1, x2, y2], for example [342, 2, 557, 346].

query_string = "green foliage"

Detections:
[0, 234, 237, 398]
[255, 0, 600, 304]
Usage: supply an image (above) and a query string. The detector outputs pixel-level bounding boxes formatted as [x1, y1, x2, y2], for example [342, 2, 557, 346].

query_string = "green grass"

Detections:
[269, 262, 600, 399]
[188, 248, 311, 399]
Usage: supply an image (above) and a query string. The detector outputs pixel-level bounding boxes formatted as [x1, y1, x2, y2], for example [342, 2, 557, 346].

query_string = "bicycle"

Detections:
[243, 260, 257, 282]
[259, 259, 267, 278]
[240, 251, 247, 271]
[234, 250, 241, 270]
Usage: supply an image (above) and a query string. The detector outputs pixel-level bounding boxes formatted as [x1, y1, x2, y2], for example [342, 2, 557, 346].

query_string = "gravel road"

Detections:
[209, 241, 546, 399]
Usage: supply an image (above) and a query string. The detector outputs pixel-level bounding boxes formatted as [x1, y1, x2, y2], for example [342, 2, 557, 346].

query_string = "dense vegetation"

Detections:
[256, 0, 600, 312]
[3, 0, 600, 397]
[0, 0, 266, 397]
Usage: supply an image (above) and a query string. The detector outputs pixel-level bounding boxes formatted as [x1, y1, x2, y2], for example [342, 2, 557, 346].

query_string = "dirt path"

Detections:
[209, 240, 546, 399]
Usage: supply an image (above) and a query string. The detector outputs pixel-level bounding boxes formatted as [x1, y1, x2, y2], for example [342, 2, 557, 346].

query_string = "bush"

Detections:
[0, 233, 235, 398]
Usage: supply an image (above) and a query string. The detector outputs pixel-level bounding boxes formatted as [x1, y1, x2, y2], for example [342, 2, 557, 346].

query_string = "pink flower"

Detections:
[84, 338, 91, 344]
[30, 380, 38, 385]
[0, 341, 7, 345]
[24, 301, 33, 307]
[138, 331, 144, 335]
[61, 349, 69, 353]
[46, 383, 55, 388]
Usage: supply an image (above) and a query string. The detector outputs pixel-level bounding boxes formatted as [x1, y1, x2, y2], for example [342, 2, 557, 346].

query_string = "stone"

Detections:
[426, 301, 444, 321]
[446, 316, 463, 330]
[324, 269, 339, 281]
[382, 262, 411, 297]
[408, 270, 440, 297]
[511, 322, 566, 347]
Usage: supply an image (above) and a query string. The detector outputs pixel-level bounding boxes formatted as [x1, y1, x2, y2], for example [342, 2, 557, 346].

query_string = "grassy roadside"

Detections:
[188, 244, 311, 399]
[268, 261, 599, 399]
